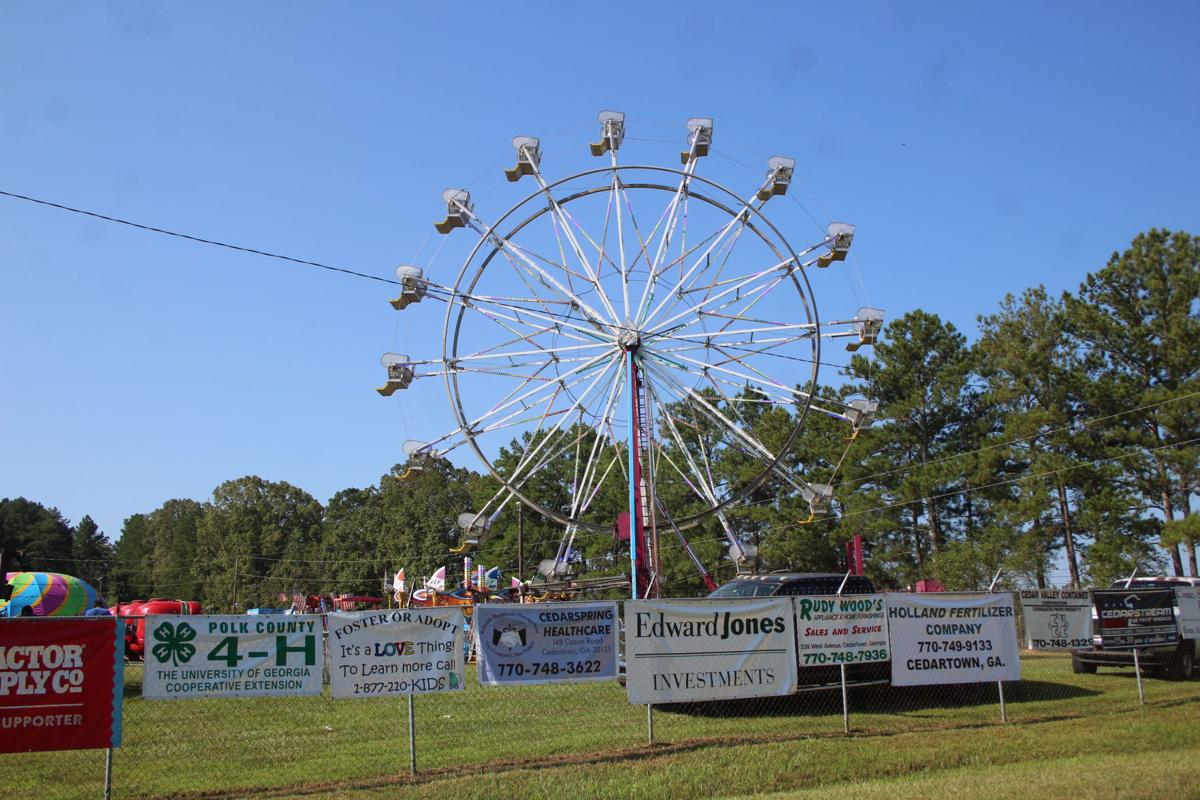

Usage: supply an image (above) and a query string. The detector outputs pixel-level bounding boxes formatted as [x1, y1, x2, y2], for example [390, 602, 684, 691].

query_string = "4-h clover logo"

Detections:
[152, 621, 197, 666]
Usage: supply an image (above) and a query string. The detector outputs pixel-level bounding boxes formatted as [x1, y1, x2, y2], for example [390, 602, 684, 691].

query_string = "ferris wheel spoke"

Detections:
[643, 376, 727, 510]
[527, 163, 622, 325]
[644, 346, 803, 405]
[650, 334, 814, 361]
[450, 339, 613, 364]
[611, 171, 631, 321]
[652, 270, 793, 342]
[639, 196, 752, 330]
[642, 359, 779, 464]
[615, 178, 674, 286]
[654, 320, 819, 343]
[460, 210, 612, 330]
[634, 156, 713, 326]
[641, 257, 797, 338]
[464, 350, 616, 433]
[458, 294, 613, 346]
[491, 357, 622, 502]
[566, 358, 628, 519]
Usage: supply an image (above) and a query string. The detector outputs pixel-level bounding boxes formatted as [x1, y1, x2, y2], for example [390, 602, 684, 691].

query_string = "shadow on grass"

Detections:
[656, 680, 1103, 718]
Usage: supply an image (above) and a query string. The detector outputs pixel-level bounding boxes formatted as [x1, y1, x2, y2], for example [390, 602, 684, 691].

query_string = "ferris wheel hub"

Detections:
[617, 326, 641, 351]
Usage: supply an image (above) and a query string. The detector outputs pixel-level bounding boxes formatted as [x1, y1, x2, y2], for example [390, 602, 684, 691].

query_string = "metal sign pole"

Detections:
[988, 573, 1006, 722]
[647, 704, 654, 744]
[840, 664, 850, 734]
[1133, 649, 1145, 705]
[837, 570, 851, 734]
[103, 747, 113, 800]
[407, 694, 417, 774]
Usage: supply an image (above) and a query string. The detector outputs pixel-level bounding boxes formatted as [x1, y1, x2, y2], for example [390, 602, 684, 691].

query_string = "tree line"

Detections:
[2, 229, 1196, 607]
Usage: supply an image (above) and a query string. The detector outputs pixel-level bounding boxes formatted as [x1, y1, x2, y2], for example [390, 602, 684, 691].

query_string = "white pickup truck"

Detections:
[1071, 577, 1199, 680]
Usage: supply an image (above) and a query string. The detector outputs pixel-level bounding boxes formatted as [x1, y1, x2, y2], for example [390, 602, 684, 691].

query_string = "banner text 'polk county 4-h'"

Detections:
[142, 615, 323, 700]
[0, 617, 123, 753]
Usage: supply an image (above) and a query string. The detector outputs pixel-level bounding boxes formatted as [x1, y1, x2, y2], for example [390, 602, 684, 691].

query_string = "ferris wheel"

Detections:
[378, 112, 884, 597]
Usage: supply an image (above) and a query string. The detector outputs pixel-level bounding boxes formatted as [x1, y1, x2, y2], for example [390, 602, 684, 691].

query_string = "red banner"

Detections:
[0, 617, 123, 753]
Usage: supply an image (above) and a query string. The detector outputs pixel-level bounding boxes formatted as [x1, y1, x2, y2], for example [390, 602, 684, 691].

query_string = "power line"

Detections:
[760, 435, 1200, 544]
[0, 189, 399, 285]
[729, 388, 1200, 515]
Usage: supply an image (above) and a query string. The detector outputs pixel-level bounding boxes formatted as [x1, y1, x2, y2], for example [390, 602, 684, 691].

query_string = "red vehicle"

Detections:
[110, 599, 202, 659]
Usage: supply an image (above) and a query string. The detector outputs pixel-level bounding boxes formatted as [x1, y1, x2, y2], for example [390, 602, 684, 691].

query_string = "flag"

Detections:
[511, 577, 521, 589]
[392, 568, 406, 594]
[427, 566, 446, 591]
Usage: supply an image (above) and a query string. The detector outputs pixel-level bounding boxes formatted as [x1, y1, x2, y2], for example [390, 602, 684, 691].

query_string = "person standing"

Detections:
[85, 600, 112, 617]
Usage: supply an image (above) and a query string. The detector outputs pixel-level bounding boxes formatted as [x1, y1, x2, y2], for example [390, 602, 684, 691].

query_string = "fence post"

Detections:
[408, 694, 417, 774]
[1133, 649, 1145, 705]
[103, 747, 113, 800]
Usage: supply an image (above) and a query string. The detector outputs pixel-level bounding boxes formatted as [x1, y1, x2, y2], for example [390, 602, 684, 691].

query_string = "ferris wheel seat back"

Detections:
[504, 136, 542, 182]
[681, 117, 714, 163]
[816, 222, 856, 267]
[846, 398, 880, 429]
[846, 307, 885, 352]
[756, 156, 796, 202]
[806, 483, 835, 518]
[589, 110, 625, 156]
[376, 353, 415, 395]
[388, 265, 427, 310]
[433, 188, 472, 234]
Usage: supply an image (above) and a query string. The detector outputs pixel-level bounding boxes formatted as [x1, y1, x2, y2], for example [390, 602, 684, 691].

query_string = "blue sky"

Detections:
[2, 1, 1198, 542]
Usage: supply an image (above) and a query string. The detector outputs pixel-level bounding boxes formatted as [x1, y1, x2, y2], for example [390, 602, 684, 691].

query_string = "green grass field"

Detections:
[7, 654, 1198, 800]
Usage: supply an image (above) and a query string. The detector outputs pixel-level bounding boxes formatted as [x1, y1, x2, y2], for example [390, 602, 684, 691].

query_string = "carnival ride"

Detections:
[379, 113, 882, 599]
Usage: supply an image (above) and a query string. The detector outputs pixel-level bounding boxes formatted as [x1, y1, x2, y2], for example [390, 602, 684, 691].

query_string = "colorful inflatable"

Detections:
[0, 571, 102, 617]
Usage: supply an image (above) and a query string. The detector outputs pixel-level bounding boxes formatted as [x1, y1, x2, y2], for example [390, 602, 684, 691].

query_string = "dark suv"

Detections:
[708, 572, 889, 689]
[1070, 577, 1197, 680]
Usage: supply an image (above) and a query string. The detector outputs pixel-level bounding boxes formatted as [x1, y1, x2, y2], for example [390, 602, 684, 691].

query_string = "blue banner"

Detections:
[475, 601, 619, 685]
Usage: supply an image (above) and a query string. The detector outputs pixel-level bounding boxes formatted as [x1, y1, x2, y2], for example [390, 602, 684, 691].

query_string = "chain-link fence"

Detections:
[6, 597, 1198, 800]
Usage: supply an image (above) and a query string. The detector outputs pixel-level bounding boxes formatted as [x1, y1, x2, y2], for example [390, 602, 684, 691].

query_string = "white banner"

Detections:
[328, 607, 464, 698]
[143, 615, 323, 700]
[794, 594, 889, 667]
[1176, 587, 1200, 639]
[1018, 590, 1093, 650]
[624, 598, 797, 704]
[475, 601, 619, 686]
[888, 593, 1021, 686]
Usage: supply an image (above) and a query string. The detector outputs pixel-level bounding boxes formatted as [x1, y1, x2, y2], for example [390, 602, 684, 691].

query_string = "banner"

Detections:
[1018, 590, 1092, 650]
[0, 618, 123, 753]
[1176, 587, 1200, 640]
[143, 615, 322, 699]
[794, 594, 889, 667]
[1093, 589, 1178, 650]
[888, 593, 1021, 686]
[328, 607, 464, 698]
[475, 601, 618, 686]
[624, 598, 797, 704]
